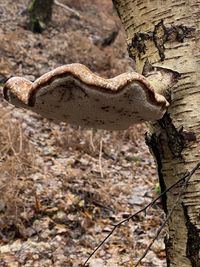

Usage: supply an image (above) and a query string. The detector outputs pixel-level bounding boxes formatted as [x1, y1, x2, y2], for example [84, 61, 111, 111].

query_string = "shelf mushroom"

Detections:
[3, 63, 170, 130]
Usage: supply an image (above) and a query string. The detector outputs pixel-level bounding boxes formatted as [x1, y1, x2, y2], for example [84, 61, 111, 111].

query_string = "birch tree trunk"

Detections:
[113, 1, 200, 266]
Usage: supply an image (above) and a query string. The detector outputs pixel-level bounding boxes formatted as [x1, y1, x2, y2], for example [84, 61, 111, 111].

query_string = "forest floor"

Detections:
[0, 1, 166, 266]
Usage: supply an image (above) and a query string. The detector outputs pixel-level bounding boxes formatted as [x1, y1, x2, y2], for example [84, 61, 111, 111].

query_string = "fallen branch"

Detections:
[83, 162, 200, 266]
[54, 0, 81, 19]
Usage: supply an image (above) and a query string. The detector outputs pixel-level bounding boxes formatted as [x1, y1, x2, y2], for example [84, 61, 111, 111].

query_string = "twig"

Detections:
[54, 0, 81, 18]
[135, 162, 200, 266]
[83, 162, 200, 266]
[99, 138, 104, 178]
[89, 129, 95, 152]
[83, 224, 118, 266]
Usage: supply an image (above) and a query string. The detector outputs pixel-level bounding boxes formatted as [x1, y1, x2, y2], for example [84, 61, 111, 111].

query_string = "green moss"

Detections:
[154, 182, 161, 195]
[28, 0, 37, 12]
[0, 82, 5, 88]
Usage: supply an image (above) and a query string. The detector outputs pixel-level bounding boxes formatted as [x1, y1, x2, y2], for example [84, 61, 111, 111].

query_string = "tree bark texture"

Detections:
[28, 0, 54, 33]
[113, 1, 200, 266]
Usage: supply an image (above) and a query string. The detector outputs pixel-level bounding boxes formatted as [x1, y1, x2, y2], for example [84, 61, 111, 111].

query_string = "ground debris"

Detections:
[0, 1, 165, 266]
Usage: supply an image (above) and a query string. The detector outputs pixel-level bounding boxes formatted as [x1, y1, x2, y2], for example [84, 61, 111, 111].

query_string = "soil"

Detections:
[0, 1, 165, 266]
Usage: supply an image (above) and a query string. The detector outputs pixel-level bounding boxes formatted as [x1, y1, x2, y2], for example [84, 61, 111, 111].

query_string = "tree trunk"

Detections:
[28, 0, 54, 33]
[113, 1, 200, 266]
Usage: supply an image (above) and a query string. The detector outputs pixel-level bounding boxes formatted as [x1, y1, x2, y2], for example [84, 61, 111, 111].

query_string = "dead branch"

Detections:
[83, 162, 200, 266]
[54, 0, 81, 19]
[99, 138, 104, 178]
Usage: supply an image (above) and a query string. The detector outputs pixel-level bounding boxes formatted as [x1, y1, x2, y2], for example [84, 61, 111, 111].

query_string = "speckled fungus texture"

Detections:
[3, 63, 169, 130]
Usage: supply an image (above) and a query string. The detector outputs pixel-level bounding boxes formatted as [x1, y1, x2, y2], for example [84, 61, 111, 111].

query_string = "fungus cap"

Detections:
[3, 63, 169, 130]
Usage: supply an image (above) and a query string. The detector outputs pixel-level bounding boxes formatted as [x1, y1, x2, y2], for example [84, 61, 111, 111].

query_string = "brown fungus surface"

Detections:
[3, 63, 169, 130]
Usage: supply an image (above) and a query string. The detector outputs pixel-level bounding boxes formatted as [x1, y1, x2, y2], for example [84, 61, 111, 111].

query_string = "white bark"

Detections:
[113, 1, 200, 266]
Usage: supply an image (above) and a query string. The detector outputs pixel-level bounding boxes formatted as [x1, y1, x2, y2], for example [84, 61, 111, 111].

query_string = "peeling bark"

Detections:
[113, 1, 200, 266]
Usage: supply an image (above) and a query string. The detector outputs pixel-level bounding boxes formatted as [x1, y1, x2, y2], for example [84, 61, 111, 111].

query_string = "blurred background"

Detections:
[0, 1, 165, 266]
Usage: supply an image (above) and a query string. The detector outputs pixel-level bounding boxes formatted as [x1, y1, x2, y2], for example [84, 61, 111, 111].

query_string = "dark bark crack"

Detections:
[158, 113, 185, 158]
[183, 203, 200, 267]
[129, 20, 195, 61]
[145, 113, 188, 214]
[145, 132, 168, 213]
[153, 20, 168, 61]
[164, 235, 173, 267]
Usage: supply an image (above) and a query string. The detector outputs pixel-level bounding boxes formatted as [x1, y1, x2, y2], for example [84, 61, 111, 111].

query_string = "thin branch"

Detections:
[54, 0, 81, 18]
[99, 138, 104, 178]
[135, 162, 200, 266]
[83, 162, 200, 266]
[89, 129, 95, 152]
[83, 225, 118, 266]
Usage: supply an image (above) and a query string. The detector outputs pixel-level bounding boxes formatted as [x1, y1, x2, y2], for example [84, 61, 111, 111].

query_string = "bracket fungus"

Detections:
[3, 63, 169, 130]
